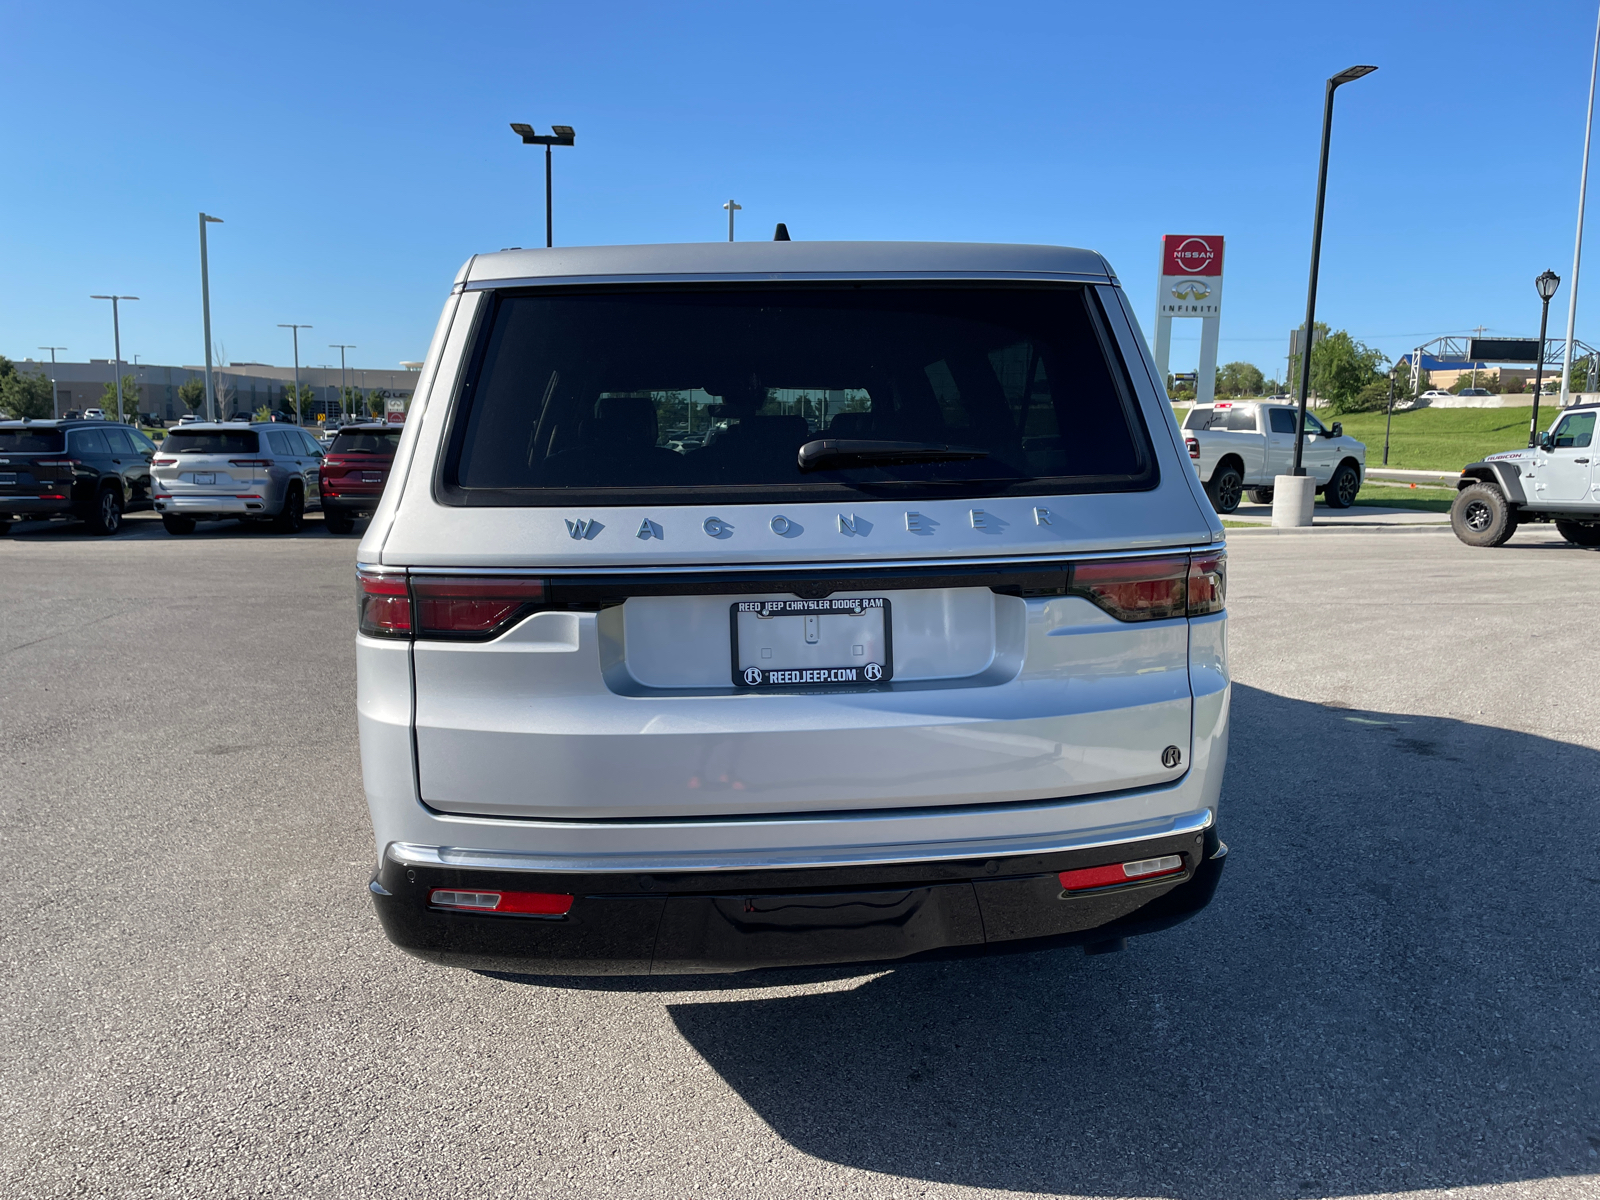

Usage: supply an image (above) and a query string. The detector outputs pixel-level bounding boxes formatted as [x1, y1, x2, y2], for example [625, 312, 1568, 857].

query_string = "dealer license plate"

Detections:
[0, 473, 14, 486]
[193, 472, 215, 485]
[731, 597, 892, 688]
[362, 471, 384, 482]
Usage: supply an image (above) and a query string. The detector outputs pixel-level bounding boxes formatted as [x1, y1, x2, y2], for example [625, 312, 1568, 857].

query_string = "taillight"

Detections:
[1066, 551, 1226, 622]
[35, 459, 76, 468]
[229, 458, 272, 467]
[153, 457, 177, 465]
[1188, 550, 1226, 615]
[1067, 556, 1188, 621]
[1185, 437, 1200, 459]
[429, 888, 573, 916]
[357, 567, 411, 638]
[1059, 854, 1184, 892]
[411, 575, 548, 639]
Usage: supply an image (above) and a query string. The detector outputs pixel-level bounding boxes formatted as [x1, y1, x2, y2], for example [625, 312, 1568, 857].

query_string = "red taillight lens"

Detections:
[35, 459, 75, 468]
[228, 458, 273, 467]
[1068, 556, 1188, 621]
[410, 575, 548, 639]
[1188, 550, 1226, 616]
[1059, 854, 1184, 892]
[428, 888, 573, 915]
[153, 456, 177, 465]
[357, 568, 412, 638]
[1066, 552, 1226, 622]
[1186, 437, 1200, 459]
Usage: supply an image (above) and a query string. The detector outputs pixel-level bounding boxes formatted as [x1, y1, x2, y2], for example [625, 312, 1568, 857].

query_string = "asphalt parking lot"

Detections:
[2, 517, 1597, 1200]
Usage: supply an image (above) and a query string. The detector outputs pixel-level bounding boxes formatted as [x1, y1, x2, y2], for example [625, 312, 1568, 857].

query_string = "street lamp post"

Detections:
[330, 344, 355, 423]
[199, 213, 223, 420]
[1290, 64, 1378, 479]
[38, 347, 65, 416]
[1530, 270, 1562, 446]
[278, 324, 312, 425]
[723, 199, 742, 241]
[89, 295, 138, 423]
[509, 123, 576, 248]
[1383, 364, 1398, 465]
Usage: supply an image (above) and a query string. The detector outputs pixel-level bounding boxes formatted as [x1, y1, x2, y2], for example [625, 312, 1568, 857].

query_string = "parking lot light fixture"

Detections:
[89, 295, 138, 423]
[509, 123, 576, 248]
[1383, 364, 1398, 466]
[199, 214, 223, 420]
[38, 347, 66, 416]
[1291, 64, 1377, 479]
[331, 344, 355, 422]
[1530, 269, 1562, 446]
[278, 324, 312, 425]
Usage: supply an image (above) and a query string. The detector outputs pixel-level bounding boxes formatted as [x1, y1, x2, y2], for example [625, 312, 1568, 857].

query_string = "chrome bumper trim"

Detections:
[385, 808, 1213, 875]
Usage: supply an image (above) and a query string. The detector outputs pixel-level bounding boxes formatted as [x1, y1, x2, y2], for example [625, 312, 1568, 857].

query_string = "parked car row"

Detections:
[0, 418, 400, 536]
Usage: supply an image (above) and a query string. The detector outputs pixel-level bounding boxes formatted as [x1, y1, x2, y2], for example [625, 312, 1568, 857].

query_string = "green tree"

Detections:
[280, 383, 315, 419]
[0, 365, 55, 419]
[1216, 362, 1266, 397]
[1308, 330, 1386, 412]
[99, 375, 140, 419]
[368, 388, 390, 418]
[178, 378, 206, 414]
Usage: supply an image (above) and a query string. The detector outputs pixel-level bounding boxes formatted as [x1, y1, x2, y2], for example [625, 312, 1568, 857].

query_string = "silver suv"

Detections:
[357, 241, 1231, 975]
[152, 422, 324, 534]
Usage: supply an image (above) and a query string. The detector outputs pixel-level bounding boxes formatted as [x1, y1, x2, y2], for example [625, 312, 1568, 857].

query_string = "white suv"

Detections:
[151, 422, 324, 533]
[358, 241, 1231, 975]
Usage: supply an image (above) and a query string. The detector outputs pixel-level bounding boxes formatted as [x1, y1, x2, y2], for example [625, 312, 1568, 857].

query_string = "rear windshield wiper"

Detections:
[797, 439, 991, 473]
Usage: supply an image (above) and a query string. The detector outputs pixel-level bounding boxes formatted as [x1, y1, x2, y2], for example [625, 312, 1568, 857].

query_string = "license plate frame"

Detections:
[730, 597, 893, 688]
[362, 471, 384, 482]
[193, 472, 216, 485]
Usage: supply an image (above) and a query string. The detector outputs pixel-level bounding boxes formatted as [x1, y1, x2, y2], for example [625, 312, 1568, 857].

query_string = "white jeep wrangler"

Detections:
[1451, 405, 1600, 547]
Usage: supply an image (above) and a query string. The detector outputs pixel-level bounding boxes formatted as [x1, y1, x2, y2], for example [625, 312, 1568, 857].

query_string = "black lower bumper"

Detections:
[370, 824, 1227, 977]
[321, 495, 379, 516]
[0, 497, 73, 517]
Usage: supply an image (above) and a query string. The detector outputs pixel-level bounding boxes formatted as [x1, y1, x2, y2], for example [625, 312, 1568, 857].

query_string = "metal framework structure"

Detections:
[1398, 334, 1599, 369]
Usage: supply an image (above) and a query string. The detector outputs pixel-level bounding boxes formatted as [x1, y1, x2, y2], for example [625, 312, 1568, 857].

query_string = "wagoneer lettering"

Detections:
[357, 240, 1230, 975]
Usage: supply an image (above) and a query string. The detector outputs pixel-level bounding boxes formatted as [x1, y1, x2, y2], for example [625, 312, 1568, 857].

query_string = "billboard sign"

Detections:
[1466, 337, 1541, 363]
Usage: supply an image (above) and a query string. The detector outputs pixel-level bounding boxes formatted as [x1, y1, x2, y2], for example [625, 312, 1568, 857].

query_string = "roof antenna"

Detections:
[773, 223, 791, 241]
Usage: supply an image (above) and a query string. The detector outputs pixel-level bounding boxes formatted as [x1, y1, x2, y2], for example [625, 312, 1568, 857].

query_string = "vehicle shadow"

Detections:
[653, 684, 1600, 1198]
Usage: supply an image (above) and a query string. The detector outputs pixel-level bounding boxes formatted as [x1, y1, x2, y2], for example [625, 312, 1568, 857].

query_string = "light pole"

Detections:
[38, 347, 65, 416]
[1383, 364, 1398, 465]
[1530, 270, 1561, 446]
[509, 123, 576, 248]
[90, 295, 138, 423]
[278, 324, 311, 424]
[723, 199, 742, 241]
[1290, 64, 1378, 479]
[199, 213, 223, 420]
[1560, 6, 1600, 409]
[331, 344, 355, 423]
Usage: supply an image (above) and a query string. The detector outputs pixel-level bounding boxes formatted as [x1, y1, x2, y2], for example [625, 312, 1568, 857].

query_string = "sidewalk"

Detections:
[1224, 500, 1450, 533]
[1365, 468, 1462, 485]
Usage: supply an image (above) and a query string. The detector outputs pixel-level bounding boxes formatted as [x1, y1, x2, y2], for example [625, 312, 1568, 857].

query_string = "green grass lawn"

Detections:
[1351, 485, 1452, 513]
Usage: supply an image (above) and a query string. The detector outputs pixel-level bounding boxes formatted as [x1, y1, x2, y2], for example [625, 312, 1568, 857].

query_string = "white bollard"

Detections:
[1270, 474, 1316, 528]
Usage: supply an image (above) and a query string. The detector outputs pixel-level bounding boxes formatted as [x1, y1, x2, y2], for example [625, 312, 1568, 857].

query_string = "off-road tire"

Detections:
[1324, 462, 1361, 509]
[162, 514, 197, 536]
[1247, 486, 1275, 505]
[1555, 519, 1600, 547]
[1451, 483, 1517, 547]
[1205, 465, 1244, 514]
[323, 510, 356, 535]
[86, 487, 123, 536]
[272, 486, 305, 534]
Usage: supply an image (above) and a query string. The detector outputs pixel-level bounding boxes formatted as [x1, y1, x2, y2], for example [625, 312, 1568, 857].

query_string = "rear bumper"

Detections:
[369, 823, 1226, 976]
[322, 494, 381, 515]
[155, 495, 268, 516]
[0, 497, 73, 516]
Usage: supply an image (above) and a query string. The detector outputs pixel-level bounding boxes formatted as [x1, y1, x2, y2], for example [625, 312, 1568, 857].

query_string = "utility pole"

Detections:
[90, 295, 138, 423]
[724, 199, 742, 241]
[199, 213, 223, 420]
[278, 324, 311, 424]
[331, 344, 355, 423]
[1383, 366, 1397, 465]
[38, 347, 65, 416]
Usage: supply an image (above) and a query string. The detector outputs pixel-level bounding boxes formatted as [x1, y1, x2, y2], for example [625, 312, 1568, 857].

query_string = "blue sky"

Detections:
[5, 0, 1600, 379]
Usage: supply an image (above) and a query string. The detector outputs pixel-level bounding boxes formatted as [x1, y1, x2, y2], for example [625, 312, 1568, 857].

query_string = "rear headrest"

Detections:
[826, 411, 873, 437]
[591, 395, 658, 446]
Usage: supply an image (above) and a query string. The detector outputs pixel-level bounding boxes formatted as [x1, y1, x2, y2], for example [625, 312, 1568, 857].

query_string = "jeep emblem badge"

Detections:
[1161, 745, 1182, 768]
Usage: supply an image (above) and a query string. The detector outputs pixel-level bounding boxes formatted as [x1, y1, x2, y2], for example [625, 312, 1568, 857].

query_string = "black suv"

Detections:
[0, 419, 157, 535]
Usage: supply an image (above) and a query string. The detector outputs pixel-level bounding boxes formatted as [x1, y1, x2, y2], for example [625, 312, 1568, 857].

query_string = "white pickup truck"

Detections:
[1181, 401, 1367, 513]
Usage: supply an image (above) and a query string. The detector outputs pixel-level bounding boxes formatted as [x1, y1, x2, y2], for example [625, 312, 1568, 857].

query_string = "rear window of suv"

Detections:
[440, 285, 1156, 506]
[331, 430, 402, 454]
[162, 430, 260, 454]
[0, 429, 65, 453]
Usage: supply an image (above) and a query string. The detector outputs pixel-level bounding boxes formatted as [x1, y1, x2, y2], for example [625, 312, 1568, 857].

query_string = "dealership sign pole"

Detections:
[1152, 235, 1224, 405]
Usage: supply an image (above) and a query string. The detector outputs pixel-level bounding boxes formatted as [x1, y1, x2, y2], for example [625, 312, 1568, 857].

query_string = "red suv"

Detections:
[319, 423, 401, 534]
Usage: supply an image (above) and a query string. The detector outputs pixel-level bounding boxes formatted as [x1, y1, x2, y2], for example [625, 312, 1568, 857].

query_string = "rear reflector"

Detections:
[411, 575, 548, 639]
[1059, 854, 1184, 892]
[429, 888, 573, 915]
[357, 567, 411, 638]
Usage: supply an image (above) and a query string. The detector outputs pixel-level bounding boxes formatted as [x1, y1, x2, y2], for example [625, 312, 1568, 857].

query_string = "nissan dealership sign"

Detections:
[1152, 234, 1225, 404]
